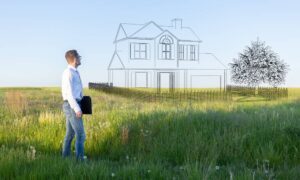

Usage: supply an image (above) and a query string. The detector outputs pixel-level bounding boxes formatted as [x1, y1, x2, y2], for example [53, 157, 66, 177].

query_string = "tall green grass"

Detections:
[0, 87, 300, 179]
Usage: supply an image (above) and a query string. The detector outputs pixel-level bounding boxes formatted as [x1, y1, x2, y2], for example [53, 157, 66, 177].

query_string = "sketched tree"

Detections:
[229, 39, 288, 87]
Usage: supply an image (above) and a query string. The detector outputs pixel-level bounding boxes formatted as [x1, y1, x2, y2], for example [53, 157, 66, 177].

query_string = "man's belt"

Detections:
[63, 99, 81, 103]
[63, 97, 92, 115]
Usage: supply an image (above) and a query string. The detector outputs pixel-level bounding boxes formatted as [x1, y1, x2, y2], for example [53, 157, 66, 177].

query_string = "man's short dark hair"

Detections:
[65, 50, 80, 62]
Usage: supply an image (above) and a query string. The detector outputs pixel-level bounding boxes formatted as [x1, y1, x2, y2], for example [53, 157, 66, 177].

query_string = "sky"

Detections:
[0, 0, 299, 87]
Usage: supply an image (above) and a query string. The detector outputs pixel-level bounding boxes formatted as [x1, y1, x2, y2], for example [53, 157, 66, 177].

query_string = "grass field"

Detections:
[0, 87, 300, 179]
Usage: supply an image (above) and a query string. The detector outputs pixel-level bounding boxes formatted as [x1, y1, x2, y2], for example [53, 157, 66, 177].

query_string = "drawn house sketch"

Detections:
[108, 19, 228, 89]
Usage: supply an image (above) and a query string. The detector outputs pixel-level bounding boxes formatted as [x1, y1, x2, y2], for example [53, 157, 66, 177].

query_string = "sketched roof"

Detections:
[109, 19, 227, 70]
[114, 20, 201, 43]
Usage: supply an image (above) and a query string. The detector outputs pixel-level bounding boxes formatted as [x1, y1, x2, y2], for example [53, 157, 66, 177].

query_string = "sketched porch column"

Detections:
[108, 70, 110, 85]
[108, 70, 114, 86]
[224, 69, 228, 91]
[125, 69, 129, 88]
[184, 70, 188, 89]
[153, 70, 157, 89]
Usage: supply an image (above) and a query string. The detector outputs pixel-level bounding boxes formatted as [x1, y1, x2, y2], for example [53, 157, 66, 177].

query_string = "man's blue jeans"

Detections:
[62, 101, 86, 160]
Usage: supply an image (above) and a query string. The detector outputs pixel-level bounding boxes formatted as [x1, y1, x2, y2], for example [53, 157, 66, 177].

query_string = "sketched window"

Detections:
[190, 45, 196, 60]
[159, 35, 173, 60]
[130, 43, 148, 59]
[178, 44, 184, 60]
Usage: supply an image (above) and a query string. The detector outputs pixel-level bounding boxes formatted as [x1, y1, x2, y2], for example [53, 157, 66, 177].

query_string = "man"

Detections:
[61, 49, 86, 160]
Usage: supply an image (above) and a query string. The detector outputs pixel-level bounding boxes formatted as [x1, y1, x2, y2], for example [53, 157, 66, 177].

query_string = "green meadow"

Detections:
[0, 88, 300, 179]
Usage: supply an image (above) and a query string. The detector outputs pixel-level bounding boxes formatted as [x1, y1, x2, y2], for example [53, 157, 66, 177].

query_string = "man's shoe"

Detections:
[77, 155, 88, 162]
[83, 155, 88, 161]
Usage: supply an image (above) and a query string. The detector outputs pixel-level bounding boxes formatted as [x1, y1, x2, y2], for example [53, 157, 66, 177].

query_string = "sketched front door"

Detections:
[157, 72, 175, 92]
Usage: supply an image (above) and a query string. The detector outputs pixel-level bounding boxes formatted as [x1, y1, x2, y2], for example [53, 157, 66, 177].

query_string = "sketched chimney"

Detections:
[171, 18, 182, 29]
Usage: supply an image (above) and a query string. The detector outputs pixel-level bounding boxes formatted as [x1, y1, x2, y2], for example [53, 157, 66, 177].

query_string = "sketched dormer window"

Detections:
[160, 35, 173, 60]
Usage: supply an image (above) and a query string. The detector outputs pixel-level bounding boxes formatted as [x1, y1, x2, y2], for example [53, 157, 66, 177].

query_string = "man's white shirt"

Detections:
[62, 65, 83, 113]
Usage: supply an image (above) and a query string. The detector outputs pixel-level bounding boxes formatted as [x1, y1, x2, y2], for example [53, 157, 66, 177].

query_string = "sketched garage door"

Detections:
[190, 75, 222, 88]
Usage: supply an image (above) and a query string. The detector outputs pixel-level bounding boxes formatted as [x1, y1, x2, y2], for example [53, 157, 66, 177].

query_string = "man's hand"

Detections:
[76, 111, 82, 119]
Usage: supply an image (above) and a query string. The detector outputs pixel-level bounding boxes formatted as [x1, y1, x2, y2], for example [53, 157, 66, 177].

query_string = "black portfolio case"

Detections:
[80, 96, 92, 114]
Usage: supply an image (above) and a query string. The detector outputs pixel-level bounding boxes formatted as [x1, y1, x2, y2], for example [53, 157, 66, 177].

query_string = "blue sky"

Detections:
[0, 0, 299, 87]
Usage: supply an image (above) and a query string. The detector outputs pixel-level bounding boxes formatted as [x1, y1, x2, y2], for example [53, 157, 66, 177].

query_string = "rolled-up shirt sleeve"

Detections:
[64, 70, 81, 113]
